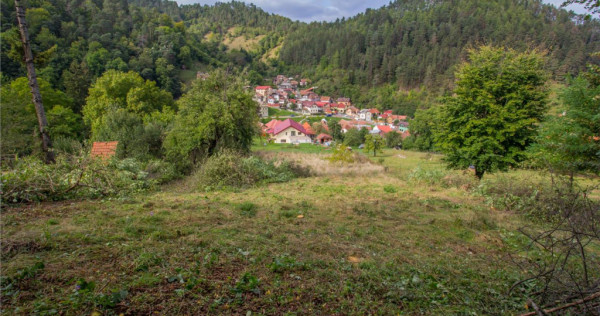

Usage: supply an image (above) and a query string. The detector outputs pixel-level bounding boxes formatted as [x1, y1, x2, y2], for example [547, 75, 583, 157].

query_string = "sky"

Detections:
[173, 0, 590, 22]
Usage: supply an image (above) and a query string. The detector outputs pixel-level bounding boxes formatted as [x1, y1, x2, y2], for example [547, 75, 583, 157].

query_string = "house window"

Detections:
[291, 131, 296, 136]
[281, 139, 286, 143]
[285, 132, 287, 135]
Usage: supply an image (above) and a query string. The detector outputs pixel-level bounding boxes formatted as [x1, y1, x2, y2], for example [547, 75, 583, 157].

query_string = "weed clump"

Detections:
[237, 202, 258, 217]
[192, 150, 300, 190]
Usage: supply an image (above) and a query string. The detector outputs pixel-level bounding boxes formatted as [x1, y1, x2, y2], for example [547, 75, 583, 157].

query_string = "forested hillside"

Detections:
[279, 0, 599, 96]
[1, 0, 598, 119]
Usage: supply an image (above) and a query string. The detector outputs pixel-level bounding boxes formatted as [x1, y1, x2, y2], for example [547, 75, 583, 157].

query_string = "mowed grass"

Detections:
[2, 150, 541, 315]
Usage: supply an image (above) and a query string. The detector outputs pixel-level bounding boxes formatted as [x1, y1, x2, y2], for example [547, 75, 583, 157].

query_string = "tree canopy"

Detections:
[435, 46, 549, 179]
[530, 72, 600, 176]
[164, 71, 259, 170]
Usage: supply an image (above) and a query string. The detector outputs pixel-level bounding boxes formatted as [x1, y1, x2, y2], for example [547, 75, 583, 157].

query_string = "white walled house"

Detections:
[271, 119, 312, 144]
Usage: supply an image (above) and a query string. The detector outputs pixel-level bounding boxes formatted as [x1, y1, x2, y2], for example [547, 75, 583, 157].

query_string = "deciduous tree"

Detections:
[164, 71, 259, 170]
[435, 46, 548, 179]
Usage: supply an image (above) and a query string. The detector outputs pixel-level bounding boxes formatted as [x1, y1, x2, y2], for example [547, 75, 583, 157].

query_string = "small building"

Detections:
[302, 122, 316, 140]
[346, 106, 359, 116]
[359, 109, 373, 121]
[316, 133, 333, 144]
[259, 105, 269, 118]
[386, 115, 408, 125]
[255, 86, 272, 97]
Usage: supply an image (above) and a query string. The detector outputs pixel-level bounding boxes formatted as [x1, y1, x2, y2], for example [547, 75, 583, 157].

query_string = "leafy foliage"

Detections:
[1, 153, 157, 204]
[384, 131, 402, 148]
[191, 150, 299, 190]
[1, 77, 77, 156]
[164, 71, 258, 169]
[364, 134, 384, 157]
[435, 46, 549, 179]
[327, 144, 355, 163]
[404, 106, 444, 151]
[343, 128, 368, 147]
[83, 70, 174, 160]
[529, 74, 600, 175]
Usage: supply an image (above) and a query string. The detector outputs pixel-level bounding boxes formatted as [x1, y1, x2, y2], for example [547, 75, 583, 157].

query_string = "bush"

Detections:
[143, 159, 181, 184]
[192, 150, 299, 190]
[473, 174, 553, 217]
[407, 166, 447, 185]
[328, 144, 355, 163]
[1, 152, 156, 204]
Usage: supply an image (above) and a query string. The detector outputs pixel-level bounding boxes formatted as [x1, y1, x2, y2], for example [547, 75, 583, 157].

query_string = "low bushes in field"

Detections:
[1, 152, 178, 204]
[191, 150, 303, 190]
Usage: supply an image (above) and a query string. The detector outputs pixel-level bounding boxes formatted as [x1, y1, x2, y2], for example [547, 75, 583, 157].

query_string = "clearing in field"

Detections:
[0, 146, 581, 314]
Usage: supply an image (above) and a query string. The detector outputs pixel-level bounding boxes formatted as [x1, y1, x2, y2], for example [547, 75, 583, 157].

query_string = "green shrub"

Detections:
[143, 159, 180, 184]
[383, 185, 397, 193]
[1, 152, 156, 204]
[237, 202, 257, 217]
[192, 150, 299, 190]
[328, 144, 355, 163]
[473, 174, 555, 219]
[407, 166, 447, 185]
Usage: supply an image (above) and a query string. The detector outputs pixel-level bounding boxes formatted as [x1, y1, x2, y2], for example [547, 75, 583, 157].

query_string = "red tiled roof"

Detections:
[320, 96, 331, 102]
[369, 108, 380, 114]
[316, 102, 328, 107]
[401, 130, 411, 139]
[302, 122, 315, 135]
[389, 115, 408, 121]
[265, 119, 281, 130]
[273, 119, 307, 135]
[384, 110, 393, 115]
[316, 133, 332, 141]
[376, 125, 392, 134]
[91, 141, 118, 159]
[256, 86, 271, 90]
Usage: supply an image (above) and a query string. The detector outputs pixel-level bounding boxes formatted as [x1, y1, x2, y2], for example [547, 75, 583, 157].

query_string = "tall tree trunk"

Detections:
[14, 0, 55, 163]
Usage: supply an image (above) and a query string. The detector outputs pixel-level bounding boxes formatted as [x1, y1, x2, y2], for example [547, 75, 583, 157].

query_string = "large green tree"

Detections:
[164, 71, 259, 169]
[530, 72, 600, 177]
[82, 70, 174, 160]
[435, 46, 549, 179]
[83, 70, 174, 138]
[1, 77, 78, 156]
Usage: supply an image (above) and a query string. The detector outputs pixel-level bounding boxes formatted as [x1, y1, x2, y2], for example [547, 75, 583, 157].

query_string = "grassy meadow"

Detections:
[2, 144, 589, 315]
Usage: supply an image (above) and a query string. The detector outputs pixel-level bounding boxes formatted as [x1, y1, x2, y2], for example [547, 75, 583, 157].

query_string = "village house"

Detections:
[346, 106, 359, 116]
[372, 125, 393, 136]
[386, 115, 408, 125]
[302, 122, 316, 140]
[359, 109, 373, 121]
[259, 105, 269, 118]
[255, 86, 271, 98]
[271, 119, 311, 144]
[337, 97, 351, 106]
[316, 133, 333, 144]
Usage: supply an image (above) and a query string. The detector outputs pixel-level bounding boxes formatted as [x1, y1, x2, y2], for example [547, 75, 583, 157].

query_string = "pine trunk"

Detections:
[14, 0, 55, 163]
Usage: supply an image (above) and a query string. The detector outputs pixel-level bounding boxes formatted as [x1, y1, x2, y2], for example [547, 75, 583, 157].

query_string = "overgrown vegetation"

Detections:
[1, 152, 165, 204]
[191, 150, 301, 190]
